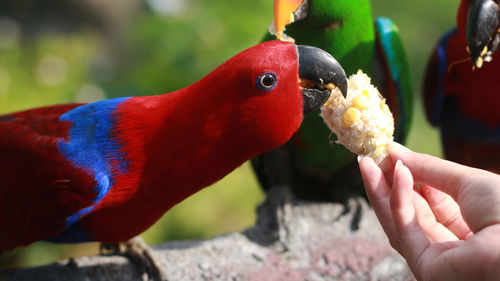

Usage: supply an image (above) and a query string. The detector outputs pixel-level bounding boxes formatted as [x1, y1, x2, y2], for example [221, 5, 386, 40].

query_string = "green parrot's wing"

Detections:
[374, 17, 413, 143]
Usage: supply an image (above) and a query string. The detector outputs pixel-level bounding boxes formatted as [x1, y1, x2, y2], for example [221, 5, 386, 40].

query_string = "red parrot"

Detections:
[0, 40, 347, 252]
[423, 0, 500, 173]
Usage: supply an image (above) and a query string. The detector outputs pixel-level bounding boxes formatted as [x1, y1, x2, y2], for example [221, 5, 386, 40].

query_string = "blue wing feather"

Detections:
[430, 28, 458, 125]
[375, 17, 413, 141]
[51, 97, 131, 242]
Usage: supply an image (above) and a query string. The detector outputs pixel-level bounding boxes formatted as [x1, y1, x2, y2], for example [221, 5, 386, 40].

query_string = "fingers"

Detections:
[391, 161, 416, 229]
[358, 156, 398, 244]
[390, 160, 433, 272]
[420, 184, 472, 239]
[359, 156, 464, 278]
[388, 142, 500, 232]
[359, 156, 390, 199]
[359, 157, 436, 260]
[387, 142, 473, 201]
[412, 186, 460, 242]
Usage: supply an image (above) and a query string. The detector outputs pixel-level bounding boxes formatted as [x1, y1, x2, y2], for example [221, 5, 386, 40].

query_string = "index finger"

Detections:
[387, 143, 485, 200]
[388, 142, 500, 232]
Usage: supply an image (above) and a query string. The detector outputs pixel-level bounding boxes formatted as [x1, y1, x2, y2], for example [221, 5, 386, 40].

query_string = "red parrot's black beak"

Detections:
[296, 45, 347, 114]
[466, 0, 500, 68]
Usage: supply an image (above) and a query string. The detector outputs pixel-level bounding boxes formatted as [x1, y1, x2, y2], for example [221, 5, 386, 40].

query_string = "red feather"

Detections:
[0, 41, 306, 248]
[423, 0, 500, 173]
[78, 41, 304, 242]
[444, 0, 500, 126]
[0, 104, 97, 252]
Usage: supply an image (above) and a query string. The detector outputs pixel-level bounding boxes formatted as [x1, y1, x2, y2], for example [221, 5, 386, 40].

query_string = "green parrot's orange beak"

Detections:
[274, 0, 304, 39]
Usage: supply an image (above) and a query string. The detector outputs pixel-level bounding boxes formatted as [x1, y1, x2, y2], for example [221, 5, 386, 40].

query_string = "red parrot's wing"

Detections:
[423, 29, 459, 127]
[0, 104, 97, 252]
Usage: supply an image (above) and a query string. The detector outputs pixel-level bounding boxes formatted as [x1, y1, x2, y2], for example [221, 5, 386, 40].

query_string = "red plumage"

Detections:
[423, 0, 500, 172]
[0, 104, 96, 251]
[78, 41, 304, 242]
[1, 41, 342, 251]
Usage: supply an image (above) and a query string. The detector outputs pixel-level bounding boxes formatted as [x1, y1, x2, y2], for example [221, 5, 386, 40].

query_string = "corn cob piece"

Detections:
[321, 70, 394, 164]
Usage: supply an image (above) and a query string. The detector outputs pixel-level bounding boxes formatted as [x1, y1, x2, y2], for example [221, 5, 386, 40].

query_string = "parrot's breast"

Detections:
[444, 32, 500, 126]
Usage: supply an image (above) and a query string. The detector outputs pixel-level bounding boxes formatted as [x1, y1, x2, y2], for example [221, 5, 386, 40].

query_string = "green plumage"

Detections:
[374, 17, 413, 140]
[253, 0, 413, 201]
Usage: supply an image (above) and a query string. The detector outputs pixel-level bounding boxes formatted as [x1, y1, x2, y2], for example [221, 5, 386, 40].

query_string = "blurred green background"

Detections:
[0, 0, 455, 268]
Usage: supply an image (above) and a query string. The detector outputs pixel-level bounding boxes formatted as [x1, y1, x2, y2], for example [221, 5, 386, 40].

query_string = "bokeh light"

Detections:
[35, 55, 68, 86]
[74, 83, 106, 103]
[0, 17, 20, 49]
[0, 66, 10, 95]
[146, 0, 187, 16]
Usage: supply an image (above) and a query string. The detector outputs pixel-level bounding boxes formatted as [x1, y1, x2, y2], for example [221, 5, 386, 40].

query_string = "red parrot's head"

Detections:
[459, 0, 500, 68]
[189, 40, 346, 162]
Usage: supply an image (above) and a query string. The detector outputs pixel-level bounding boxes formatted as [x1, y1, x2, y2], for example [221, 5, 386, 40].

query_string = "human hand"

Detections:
[358, 142, 500, 281]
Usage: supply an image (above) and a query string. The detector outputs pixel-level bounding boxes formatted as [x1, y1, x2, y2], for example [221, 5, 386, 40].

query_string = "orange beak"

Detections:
[274, 0, 304, 39]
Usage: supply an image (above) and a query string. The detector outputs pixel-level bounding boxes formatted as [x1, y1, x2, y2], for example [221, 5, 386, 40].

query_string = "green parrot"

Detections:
[251, 0, 413, 201]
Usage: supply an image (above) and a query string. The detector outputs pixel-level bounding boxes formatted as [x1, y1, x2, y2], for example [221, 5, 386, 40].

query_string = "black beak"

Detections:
[296, 45, 347, 114]
[466, 0, 500, 68]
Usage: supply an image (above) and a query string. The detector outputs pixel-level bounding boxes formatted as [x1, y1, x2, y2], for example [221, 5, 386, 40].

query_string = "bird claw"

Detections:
[100, 237, 168, 281]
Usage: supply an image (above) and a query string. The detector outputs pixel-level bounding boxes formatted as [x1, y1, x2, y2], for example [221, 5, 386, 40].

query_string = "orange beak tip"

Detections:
[273, 0, 303, 39]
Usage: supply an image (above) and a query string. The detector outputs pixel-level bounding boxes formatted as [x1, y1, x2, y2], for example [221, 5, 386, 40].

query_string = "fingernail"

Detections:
[357, 155, 363, 163]
[395, 159, 403, 170]
[388, 142, 412, 153]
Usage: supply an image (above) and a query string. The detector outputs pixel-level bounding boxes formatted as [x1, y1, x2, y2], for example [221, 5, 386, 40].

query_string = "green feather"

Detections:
[286, 0, 375, 76]
[374, 17, 413, 140]
[252, 0, 414, 200]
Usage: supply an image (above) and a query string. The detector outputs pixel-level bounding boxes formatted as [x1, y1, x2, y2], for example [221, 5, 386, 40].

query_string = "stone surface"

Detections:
[1, 187, 415, 281]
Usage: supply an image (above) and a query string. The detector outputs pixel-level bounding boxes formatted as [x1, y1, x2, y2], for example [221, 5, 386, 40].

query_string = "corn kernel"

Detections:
[481, 46, 488, 56]
[321, 70, 394, 164]
[341, 107, 361, 127]
[325, 83, 337, 90]
[362, 90, 370, 98]
[476, 57, 484, 68]
[380, 100, 391, 114]
[353, 94, 371, 110]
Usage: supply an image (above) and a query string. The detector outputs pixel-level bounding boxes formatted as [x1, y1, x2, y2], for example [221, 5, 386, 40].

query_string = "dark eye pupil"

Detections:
[260, 73, 276, 89]
[256, 72, 277, 91]
[261, 75, 275, 87]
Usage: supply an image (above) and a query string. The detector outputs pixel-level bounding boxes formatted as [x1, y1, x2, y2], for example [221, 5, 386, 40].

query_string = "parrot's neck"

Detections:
[456, 0, 470, 35]
[286, 0, 376, 76]
[86, 89, 253, 242]
[115, 87, 255, 206]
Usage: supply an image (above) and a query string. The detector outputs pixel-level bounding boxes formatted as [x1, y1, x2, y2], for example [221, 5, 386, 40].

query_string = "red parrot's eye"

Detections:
[257, 72, 277, 91]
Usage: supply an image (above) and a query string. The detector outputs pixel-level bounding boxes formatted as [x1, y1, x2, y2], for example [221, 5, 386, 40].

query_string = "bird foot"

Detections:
[100, 237, 168, 281]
